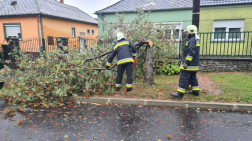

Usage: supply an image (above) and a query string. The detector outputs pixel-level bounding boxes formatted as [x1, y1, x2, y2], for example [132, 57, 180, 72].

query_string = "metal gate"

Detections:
[79, 37, 87, 53]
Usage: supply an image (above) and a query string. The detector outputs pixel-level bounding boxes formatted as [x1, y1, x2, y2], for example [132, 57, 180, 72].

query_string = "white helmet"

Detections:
[116, 32, 125, 41]
[185, 25, 198, 34]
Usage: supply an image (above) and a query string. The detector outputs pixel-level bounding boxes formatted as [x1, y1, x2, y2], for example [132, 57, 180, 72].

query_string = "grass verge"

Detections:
[98, 72, 252, 104]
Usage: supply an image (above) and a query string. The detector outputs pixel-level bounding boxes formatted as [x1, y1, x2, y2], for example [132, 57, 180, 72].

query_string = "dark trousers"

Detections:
[177, 71, 199, 94]
[116, 63, 133, 88]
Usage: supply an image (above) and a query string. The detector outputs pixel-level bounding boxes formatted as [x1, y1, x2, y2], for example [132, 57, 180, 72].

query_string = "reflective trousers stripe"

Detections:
[126, 84, 132, 88]
[177, 87, 185, 93]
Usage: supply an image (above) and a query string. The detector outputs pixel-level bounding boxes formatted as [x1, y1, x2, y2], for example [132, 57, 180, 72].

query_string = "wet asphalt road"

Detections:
[0, 102, 252, 141]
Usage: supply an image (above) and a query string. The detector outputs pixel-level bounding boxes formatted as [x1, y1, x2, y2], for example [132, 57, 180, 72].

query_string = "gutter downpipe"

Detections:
[37, 15, 41, 49]
[99, 13, 105, 48]
[99, 13, 105, 32]
[40, 14, 45, 52]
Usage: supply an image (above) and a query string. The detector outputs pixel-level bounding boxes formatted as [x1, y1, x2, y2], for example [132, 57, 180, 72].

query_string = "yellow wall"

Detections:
[200, 6, 252, 32]
[199, 6, 252, 56]
[42, 17, 98, 39]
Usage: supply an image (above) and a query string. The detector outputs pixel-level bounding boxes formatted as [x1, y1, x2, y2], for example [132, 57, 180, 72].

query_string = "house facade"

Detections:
[199, 5, 252, 56]
[0, 0, 98, 52]
[95, 0, 252, 57]
[96, 10, 192, 40]
[95, 0, 196, 40]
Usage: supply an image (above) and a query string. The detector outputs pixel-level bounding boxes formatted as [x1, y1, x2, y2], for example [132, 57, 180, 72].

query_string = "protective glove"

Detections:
[133, 57, 137, 68]
[182, 63, 187, 69]
[105, 65, 110, 70]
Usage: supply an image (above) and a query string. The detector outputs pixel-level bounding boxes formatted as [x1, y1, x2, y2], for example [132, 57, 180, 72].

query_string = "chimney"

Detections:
[60, 0, 64, 4]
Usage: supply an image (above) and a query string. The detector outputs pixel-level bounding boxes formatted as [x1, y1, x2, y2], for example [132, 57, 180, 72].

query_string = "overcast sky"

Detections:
[59, 0, 121, 18]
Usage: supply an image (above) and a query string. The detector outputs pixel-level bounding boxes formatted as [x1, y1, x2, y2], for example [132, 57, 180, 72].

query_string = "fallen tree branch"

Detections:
[85, 42, 149, 62]
[69, 68, 117, 72]
[68, 42, 150, 72]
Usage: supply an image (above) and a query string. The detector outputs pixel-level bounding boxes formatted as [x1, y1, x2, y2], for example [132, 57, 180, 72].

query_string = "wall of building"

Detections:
[199, 5, 252, 32]
[0, 16, 39, 44]
[97, 9, 192, 35]
[199, 5, 252, 57]
[42, 17, 98, 40]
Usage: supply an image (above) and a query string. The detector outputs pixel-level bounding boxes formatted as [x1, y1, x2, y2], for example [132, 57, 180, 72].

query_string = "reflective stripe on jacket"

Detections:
[181, 37, 200, 71]
[107, 39, 137, 66]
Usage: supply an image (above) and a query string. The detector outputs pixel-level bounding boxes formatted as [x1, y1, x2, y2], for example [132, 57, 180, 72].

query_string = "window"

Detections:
[229, 28, 241, 39]
[214, 28, 226, 40]
[173, 29, 180, 39]
[3, 23, 22, 40]
[87, 29, 90, 34]
[154, 22, 182, 40]
[72, 27, 76, 38]
[113, 24, 128, 35]
[47, 36, 54, 45]
[80, 32, 85, 35]
[92, 30, 94, 35]
[213, 20, 244, 41]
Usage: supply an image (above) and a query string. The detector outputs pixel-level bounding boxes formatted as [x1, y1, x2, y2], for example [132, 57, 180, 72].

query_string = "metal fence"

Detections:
[17, 37, 97, 52]
[19, 38, 40, 52]
[198, 31, 252, 57]
[4, 32, 252, 58]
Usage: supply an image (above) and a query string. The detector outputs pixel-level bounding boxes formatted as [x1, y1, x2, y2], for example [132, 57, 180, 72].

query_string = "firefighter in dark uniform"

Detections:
[171, 25, 200, 98]
[106, 32, 137, 92]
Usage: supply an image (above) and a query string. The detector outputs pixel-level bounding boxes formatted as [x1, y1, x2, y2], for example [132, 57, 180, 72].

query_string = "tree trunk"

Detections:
[144, 45, 155, 85]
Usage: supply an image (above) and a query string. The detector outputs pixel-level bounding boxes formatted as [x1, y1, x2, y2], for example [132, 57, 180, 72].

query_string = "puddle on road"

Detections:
[0, 103, 252, 141]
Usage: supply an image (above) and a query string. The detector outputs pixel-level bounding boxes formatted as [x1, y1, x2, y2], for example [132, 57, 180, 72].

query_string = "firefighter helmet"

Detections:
[116, 32, 125, 41]
[185, 25, 198, 34]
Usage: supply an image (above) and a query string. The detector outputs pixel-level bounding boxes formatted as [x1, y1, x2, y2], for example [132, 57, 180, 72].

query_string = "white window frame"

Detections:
[92, 30, 94, 35]
[113, 24, 128, 35]
[80, 32, 85, 35]
[154, 22, 183, 41]
[212, 20, 244, 41]
[3, 23, 22, 40]
[87, 29, 90, 35]
[72, 27, 76, 38]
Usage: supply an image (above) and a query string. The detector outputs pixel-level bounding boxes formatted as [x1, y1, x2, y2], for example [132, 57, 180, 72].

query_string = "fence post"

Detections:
[42, 38, 46, 52]
[55, 37, 69, 54]
[79, 37, 85, 53]
[2, 37, 20, 69]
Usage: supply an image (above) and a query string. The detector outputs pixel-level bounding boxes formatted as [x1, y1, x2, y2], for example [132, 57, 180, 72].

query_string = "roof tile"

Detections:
[0, 0, 97, 24]
[95, 0, 252, 14]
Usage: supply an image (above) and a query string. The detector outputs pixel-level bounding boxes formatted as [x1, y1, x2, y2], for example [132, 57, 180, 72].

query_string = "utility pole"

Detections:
[192, 0, 200, 30]
[185, 0, 201, 91]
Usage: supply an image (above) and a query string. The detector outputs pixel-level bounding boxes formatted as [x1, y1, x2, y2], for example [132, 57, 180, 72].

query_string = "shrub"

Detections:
[155, 61, 180, 75]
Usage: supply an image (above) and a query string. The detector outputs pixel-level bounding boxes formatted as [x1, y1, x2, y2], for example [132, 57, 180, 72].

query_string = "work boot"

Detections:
[189, 90, 199, 96]
[170, 92, 184, 98]
[126, 87, 133, 92]
[115, 87, 121, 91]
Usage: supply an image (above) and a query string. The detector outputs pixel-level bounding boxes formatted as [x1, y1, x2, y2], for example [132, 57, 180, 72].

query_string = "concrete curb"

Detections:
[73, 97, 252, 111]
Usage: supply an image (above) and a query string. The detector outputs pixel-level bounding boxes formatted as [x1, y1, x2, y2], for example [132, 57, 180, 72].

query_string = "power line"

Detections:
[107, 0, 112, 7]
